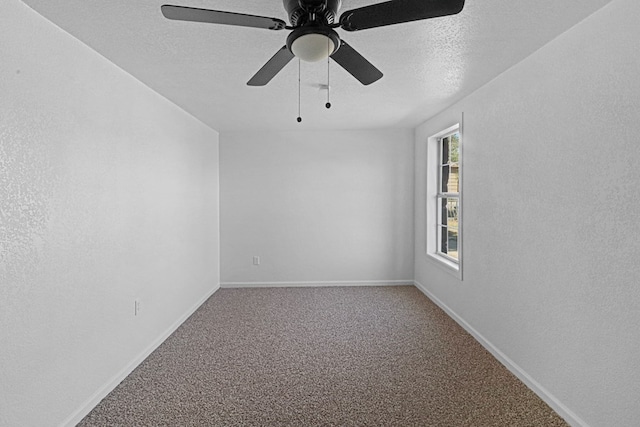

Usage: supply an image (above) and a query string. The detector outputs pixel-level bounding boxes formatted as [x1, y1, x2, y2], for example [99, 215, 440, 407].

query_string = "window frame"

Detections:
[426, 123, 463, 279]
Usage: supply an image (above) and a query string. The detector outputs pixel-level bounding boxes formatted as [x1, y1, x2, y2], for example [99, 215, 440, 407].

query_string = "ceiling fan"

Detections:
[161, 0, 465, 87]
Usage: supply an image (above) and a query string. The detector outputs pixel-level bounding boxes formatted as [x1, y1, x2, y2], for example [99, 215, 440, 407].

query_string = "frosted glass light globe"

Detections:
[291, 33, 335, 62]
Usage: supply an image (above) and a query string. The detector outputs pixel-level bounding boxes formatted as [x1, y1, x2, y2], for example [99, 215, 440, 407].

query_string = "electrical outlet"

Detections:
[253, 256, 260, 266]
[134, 299, 141, 316]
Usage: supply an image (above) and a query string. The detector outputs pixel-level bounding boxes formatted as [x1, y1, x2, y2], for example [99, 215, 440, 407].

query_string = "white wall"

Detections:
[220, 129, 414, 285]
[0, 2, 220, 426]
[414, 0, 640, 425]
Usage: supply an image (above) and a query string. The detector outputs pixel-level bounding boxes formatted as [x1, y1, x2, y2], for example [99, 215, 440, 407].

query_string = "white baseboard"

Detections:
[221, 280, 414, 288]
[60, 283, 221, 427]
[413, 281, 588, 427]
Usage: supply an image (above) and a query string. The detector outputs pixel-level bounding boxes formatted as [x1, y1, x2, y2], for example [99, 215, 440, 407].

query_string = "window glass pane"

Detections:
[444, 165, 458, 193]
[441, 136, 449, 164]
[440, 225, 448, 254]
[446, 199, 458, 229]
[439, 197, 447, 226]
[441, 165, 450, 192]
[447, 228, 458, 260]
[449, 133, 459, 164]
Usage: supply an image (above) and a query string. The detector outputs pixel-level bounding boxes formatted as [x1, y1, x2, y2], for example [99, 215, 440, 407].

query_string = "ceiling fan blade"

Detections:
[339, 0, 465, 32]
[161, 5, 287, 31]
[330, 40, 383, 85]
[247, 46, 295, 86]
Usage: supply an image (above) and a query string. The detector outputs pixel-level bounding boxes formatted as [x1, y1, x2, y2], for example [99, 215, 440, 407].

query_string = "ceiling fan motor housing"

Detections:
[284, 0, 342, 27]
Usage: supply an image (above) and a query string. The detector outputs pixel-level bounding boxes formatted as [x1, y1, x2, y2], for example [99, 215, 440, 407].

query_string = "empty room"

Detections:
[1, 0, 638, 426]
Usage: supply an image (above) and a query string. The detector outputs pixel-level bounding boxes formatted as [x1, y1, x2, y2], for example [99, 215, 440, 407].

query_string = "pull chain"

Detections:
[326, 37, 331, 109]
[297, 59, 302, 123]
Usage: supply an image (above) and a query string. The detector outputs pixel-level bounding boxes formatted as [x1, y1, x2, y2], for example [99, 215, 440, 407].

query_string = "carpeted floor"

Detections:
[79, 286, 568, 426]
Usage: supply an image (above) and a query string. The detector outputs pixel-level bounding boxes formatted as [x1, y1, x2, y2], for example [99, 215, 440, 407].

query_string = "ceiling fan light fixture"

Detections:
[291, 33, 335, 62]
[287, 26, 340, 63]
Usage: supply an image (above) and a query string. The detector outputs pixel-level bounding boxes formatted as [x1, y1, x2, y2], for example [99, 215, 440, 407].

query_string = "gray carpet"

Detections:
[79, 286, 568, 426]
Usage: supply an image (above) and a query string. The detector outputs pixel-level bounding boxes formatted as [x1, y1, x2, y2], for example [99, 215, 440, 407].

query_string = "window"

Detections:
[437, 132, 460, 261]
[426, 124, 462, 278]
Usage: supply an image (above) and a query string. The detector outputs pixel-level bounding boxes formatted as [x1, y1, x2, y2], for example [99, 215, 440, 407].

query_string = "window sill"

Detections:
[426, 253, 462, 280]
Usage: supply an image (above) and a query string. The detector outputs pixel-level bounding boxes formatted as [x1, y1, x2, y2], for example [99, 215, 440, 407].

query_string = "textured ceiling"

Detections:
[22, 0, 614, 131]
